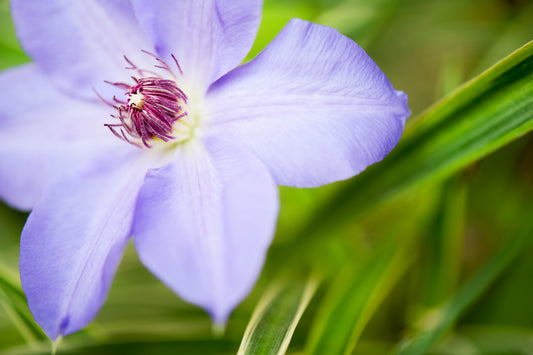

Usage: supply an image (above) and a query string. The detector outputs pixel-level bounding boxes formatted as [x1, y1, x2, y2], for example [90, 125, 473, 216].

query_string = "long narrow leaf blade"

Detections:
[395, 213, 533, 355]
[306, 236, 414, 355]
[0, 263, 46, 344]
[237, 279, 318, 355]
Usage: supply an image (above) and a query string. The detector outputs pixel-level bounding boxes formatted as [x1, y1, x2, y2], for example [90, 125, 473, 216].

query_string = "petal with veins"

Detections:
[0, 64, 131, 210]
[11, 0, 154, 99]
[134, 137, 278, 322]
[20, 150, 160, 339]
[206, 19, 410, 187]
[131, 0, 263, 93]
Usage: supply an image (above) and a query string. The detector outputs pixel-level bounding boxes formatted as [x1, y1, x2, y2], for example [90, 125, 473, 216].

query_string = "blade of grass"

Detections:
[393, 211, 533, 355]
[421, 178, 467, 307]
[457, 325, 533, 355]
[237, 278, 318, 355]
[0, 263, 46, 345]
[306, 234, 415, 355]
[0, 338, 238, 355]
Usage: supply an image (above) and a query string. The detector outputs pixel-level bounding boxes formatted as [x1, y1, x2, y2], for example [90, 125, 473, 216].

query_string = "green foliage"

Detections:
[306, 235, 414, 355]
[1, 0, 533, 354]
[395, 213, 533, 355]
[0, 263, 45, 344]
[238, 279, 318, 355]
[0, 0, 29, 70]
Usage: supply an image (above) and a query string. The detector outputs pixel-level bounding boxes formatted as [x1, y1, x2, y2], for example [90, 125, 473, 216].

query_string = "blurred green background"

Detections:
[1, 0, 533, 354]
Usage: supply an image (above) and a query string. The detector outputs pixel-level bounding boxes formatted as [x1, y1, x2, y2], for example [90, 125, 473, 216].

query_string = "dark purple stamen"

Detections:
[98, 52, 188, 148]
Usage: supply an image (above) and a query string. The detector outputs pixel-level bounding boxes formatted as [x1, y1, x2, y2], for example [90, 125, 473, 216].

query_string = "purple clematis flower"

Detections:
[0, 0, 410, 340]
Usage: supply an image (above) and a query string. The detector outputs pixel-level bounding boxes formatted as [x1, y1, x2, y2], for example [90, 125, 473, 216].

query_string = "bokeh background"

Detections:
[1, 0, 533, 354]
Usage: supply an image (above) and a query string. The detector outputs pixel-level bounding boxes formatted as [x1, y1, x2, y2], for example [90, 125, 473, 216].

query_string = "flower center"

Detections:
[128, 91, 145, 109]
[98, 51, 194, 148]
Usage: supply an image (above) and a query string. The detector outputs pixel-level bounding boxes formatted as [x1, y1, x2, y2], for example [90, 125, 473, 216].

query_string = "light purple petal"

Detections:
[131, 0, 263, 92]
[133, 137, 278, 323]
[205, 19, 410, 187]
[0, 65, 129, 210]
[11, 0, 154, 99]
[20, 150, 158, 339]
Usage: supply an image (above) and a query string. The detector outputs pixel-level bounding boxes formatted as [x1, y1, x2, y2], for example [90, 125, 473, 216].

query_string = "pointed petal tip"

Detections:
[133, 138, 278, 332]
[211, 316, 229, 336]
[20, 152, 154, 341]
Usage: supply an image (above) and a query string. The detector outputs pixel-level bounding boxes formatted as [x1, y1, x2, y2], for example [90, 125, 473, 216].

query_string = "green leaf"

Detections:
[315, 0, 400, 47]
[455, 325, 533, 354]
[306, 235, 414, 355]
[0, 338, 239, 355]
[394, 211, 533, 355]
[0, 0, 30, 70]
[420, 178, 467, 308]
[237, 278, 318, 355]
[0, 263, 46, 345]
[290, 40, 533, 245]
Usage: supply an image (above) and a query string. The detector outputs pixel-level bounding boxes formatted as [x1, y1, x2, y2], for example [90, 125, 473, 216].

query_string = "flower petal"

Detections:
[133, 137, 278, 323]
[0, 65, 128, 210]
[131, 0, 263, 92]
[11, 0, 153, 99]
[205, 19, 410, 187]
[20, 150, 158, 339]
